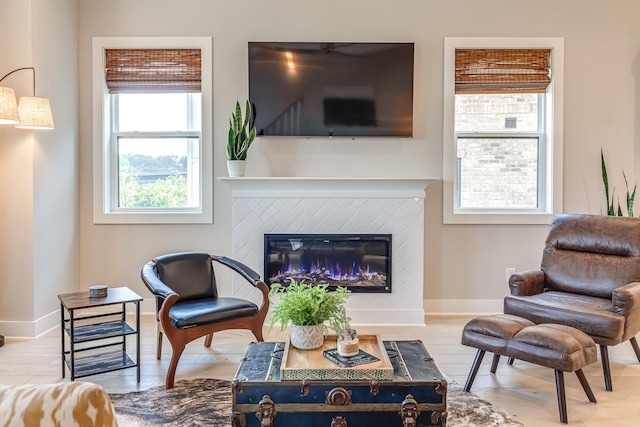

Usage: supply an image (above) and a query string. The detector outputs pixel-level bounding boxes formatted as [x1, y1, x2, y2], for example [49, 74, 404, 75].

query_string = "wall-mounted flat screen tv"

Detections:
[248, 42, 414, 138]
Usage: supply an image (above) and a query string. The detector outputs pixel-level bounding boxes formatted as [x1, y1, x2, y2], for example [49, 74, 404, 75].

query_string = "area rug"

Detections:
[110, 378, 525, 427]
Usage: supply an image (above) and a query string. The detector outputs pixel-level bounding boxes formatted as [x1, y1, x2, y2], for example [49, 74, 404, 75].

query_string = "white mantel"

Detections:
[219, 177, 435, 197]
[220, 177, 437, 326]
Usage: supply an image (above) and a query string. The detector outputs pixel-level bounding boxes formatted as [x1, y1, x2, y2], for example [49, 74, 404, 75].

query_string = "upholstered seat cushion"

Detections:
[461, 313, 534, 354]
[505, 291, 625, 345]
[169, 297, 258, 329]
[509, 323, 598, 372]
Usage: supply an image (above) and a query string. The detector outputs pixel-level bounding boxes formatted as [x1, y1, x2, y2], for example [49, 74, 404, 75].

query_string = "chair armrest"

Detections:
[140, 261, 177, 299]
[509, 269, 545, 296]
[212, 255, 270, 317]
[213, 255, 261, 286]
[613, 281, 640, 316]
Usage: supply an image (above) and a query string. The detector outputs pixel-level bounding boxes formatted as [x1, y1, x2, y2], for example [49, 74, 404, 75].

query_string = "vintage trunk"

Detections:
[231, 340, 447, 427]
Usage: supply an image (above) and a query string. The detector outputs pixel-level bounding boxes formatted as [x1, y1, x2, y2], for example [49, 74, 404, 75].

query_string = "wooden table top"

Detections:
[58, 286, 142, 310]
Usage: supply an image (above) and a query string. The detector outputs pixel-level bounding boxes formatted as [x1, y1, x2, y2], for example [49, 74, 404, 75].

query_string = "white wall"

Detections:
[70, 0, 640, 317]
[31, 0, 79, 328]
[0, 0, 79, 337]
[0, 0, 35, 330]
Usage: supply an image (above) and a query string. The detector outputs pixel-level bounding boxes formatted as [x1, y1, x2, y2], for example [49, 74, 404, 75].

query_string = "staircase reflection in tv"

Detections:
[264, 234, 391, 293]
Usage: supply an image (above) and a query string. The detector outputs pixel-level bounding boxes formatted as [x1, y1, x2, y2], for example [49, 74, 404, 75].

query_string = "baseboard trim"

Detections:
[0, 309, 60, 339]
[424, 299, 503, 315]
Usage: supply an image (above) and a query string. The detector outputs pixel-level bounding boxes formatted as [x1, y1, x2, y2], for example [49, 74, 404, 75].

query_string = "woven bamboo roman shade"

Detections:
[105, 49, 201, 93]
[455, 49, 551, 94]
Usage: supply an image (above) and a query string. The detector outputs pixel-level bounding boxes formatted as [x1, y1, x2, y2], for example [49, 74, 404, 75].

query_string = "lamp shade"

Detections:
[15, 96, 55, 129]
[0, 86, 20, 125]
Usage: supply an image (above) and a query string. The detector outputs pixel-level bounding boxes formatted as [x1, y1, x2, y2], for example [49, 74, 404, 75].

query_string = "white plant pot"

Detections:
[290, 324, 324, 350]
[227, 160, 246, 177]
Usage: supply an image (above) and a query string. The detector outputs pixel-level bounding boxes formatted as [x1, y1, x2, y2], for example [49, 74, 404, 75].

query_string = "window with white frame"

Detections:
[443, 38, 564, 225]
[114, 92, 201, 209]
[92, 38, 212, 224]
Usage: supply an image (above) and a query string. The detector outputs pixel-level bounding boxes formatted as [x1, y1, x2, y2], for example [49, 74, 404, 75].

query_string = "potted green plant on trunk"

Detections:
[268, 279, 351, 350]
[227, 100, 256, 177]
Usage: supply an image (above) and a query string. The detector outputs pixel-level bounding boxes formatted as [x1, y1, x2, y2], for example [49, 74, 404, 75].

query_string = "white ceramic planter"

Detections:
[290, 324, 324, 350]
[227, 160, 246, 177]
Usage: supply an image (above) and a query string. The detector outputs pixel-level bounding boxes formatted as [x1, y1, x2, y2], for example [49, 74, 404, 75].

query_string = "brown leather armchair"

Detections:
[504, 213, 640, 391]
[141, 252, 269, 389]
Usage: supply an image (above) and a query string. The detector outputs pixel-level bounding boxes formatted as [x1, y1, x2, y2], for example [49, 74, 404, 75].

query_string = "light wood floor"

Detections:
[1, 314, 640, 426]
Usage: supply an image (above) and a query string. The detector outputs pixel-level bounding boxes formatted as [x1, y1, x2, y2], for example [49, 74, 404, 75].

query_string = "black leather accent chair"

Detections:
[504, 213, 640, 391]
[141, 252, 269, 388]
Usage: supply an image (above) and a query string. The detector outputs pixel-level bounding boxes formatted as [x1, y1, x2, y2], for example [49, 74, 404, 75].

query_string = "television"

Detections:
[248, 42, 414, 138]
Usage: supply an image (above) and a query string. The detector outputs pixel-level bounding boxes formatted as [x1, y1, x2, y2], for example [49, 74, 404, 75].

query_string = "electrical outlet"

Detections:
[506, 267, 516, 282]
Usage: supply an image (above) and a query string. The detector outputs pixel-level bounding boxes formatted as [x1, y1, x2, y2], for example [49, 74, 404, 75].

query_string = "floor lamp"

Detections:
[1, 67, 56, 347]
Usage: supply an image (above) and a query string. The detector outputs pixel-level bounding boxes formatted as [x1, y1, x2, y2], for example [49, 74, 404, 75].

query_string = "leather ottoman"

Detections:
[461, 313, 598, 424]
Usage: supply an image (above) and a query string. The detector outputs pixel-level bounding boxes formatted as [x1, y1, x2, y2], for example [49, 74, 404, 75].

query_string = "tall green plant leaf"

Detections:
[624, 170, 636, 217]
[601, 148, 637, 217]
[601, 148, 615, 215]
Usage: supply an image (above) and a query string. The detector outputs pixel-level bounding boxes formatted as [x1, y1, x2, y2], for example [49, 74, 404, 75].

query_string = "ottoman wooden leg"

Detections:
[464, 349, 485, 392]
[575, 369, 597, 403]
[555, 370, 568, 424]
[599, 345, 613, 392]
[630, 337, 640, 363]
[490, 354, 500, 373]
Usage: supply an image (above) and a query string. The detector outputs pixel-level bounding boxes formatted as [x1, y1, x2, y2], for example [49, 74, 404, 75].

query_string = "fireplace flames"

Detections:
[268, 256, 387, 289]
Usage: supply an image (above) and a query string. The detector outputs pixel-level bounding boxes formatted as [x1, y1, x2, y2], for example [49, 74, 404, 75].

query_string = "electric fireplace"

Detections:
[264, 234, 392, 293]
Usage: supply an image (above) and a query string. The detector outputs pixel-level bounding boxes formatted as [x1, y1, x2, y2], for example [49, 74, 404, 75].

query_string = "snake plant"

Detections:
[226, 100, 257, 161]
[601, 148, 635, 216]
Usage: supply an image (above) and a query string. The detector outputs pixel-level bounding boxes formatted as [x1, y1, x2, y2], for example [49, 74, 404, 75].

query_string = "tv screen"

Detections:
[248, 42, 414, 138]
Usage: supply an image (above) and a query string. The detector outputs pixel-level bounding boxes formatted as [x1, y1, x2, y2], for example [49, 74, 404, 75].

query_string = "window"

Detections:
[443, 38, 564, 224]
[114, 93, 201, 209]
[456, 93, 543, 210]
[92, 38, 212, 224]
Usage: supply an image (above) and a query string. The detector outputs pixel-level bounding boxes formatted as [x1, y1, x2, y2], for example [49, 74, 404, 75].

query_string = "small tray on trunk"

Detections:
[280, 334, 393, 380]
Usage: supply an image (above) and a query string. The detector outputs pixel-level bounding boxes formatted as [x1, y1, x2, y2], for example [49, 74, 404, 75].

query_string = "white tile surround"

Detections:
[220, 177, 437, 326]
